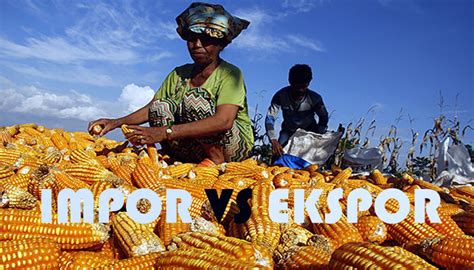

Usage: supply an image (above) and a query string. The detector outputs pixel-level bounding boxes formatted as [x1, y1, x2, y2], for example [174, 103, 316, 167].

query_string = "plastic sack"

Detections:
[282, 129, 342, 165]
[342, 147, 383, 172]
[434, 137, 474, 186]
[273, 154, 311, 169]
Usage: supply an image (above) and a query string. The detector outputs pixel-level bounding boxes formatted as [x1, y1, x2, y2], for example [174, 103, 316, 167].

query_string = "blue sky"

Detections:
[0, 0, 473, 161]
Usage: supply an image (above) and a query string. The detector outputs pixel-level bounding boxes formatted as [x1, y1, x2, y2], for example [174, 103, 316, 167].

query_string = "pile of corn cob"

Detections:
[0, 123, 473, 269]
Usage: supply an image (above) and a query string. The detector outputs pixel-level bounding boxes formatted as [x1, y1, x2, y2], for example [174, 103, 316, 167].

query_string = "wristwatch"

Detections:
[165, 126, 173, 140]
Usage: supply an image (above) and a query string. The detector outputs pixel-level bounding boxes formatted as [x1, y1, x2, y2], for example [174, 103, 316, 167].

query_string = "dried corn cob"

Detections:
[17, 123, 38, 129]
[15, 132, 38, 146]
[15, 155, 43, 169]
[190, 166, 220, 179]
[452, 186, 474, 198]
[109, 253, 161, 270]
[312, 212, 363, 248]
[382, 199, 443, 244]
[0, 165, 14, 181]
[132, 162, 162, 188]
[96, 154, 111, 169]
[72, 131, 94, 141]
[121, 124, 133, 134]
[112, 212, 165, 257]
[59, 251, 115, 269]
[439, 202, 465, 216]
[329, 242, 436, 269]
[0, 238, 60, 269]
[452, 210, 474, 235]
[413, 237, 474, 269]
[167, 163, 194, 178]
[228, 181, 281, 252]
[4, 125, 19, 136]
[157, 214, 191, 245]
[90, 181, 114, 211]
[329, 167, 352, 185]
[154, 178, 208, 200]
[0, 208, 110, 249]
[19, 126, 43, 139]
[190, 174, 218, 188]
[146, 144, 160, 167]
[273, 173, 295, 188]
[168, 231, 273, 268]
[50, 167, 90, 191]
[450, 187, 474, 205]
[7, 166, 32, 189]
[0, 128, 13, 145]
[0, 149, 21, 167]
[274, 224, 314, 263]
[212, 176, 256, 196]
[137, 154, 160, 171]
[190, 216, 227, 236]
[355, 215, 387, 243]
[279, 245, 332, 270]
[413, 178, 444, 193]
[155, 249, 271, 269]
[64, 163, 118, 184]
[29, 166, 57, 198]
[90, 124, 104, 136]
[42, 147, 63, 164]
[70, 149, 101, 166]
[40, 136, 56, 148]
[427, 211, 466, 238]
[51, 131, 69, 150]
[71, 137, 95, 150]
[0, 183, 37, 209]
[222, 161, 269, 180]
[370, 169, 387, 184]
[268, 166, 290, 176]
[108, 157, 134, 184]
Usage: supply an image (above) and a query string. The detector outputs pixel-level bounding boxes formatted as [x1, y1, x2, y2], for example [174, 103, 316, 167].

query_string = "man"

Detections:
[265, 64, 329, 157]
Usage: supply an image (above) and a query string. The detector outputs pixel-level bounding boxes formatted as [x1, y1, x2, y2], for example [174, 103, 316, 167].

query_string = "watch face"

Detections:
[166, 128, 172, 134]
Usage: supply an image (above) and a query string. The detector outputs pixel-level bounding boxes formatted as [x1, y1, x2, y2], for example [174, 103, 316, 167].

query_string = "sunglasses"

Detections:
[185, 32, 223, 46]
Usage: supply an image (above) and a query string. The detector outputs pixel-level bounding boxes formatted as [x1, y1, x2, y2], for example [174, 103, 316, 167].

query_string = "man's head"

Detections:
[288, 64, 312, 95]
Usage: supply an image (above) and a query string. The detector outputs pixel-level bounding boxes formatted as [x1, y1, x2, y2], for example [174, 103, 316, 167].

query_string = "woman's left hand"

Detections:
[124, 125, 168, 145]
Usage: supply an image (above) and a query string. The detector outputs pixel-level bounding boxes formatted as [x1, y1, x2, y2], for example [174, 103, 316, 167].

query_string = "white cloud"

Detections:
[287, 35, 325, 52]
[159, 21, 180, 40]
[4, 62, 119, 87]
[0, 83, 107, 121]
[0, 76, 159, 122]
[0, 88, 24, 110]
[119, 84, 156, 114]
[234, 9, 289, 51]
[0, 36, 137, 64]
[233, 8, 325, 54]
[282, 0, 318, 12]
[0, 2, 173, 65]
[147, 51, 174, 63]
[282, 0, 330, 13]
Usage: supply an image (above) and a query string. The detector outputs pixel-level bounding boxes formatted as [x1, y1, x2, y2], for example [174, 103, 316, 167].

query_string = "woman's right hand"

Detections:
[88, 118, 121, 137]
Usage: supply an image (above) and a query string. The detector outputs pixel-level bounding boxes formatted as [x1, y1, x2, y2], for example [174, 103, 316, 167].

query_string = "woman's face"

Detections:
[186, 32, 224, 65]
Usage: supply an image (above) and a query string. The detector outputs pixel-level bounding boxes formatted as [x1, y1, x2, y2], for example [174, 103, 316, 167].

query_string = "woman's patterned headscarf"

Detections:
[176, 2, 250, 44]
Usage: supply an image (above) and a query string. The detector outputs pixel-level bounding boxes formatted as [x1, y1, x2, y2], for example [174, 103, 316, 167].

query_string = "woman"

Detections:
[88, 2, 253, 165]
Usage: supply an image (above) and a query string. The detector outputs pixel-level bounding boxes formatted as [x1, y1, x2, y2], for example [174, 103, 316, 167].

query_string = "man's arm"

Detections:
[265, 94, 285, 157]
[314, 97, 329, 134]
[265, 94, 281, 141]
